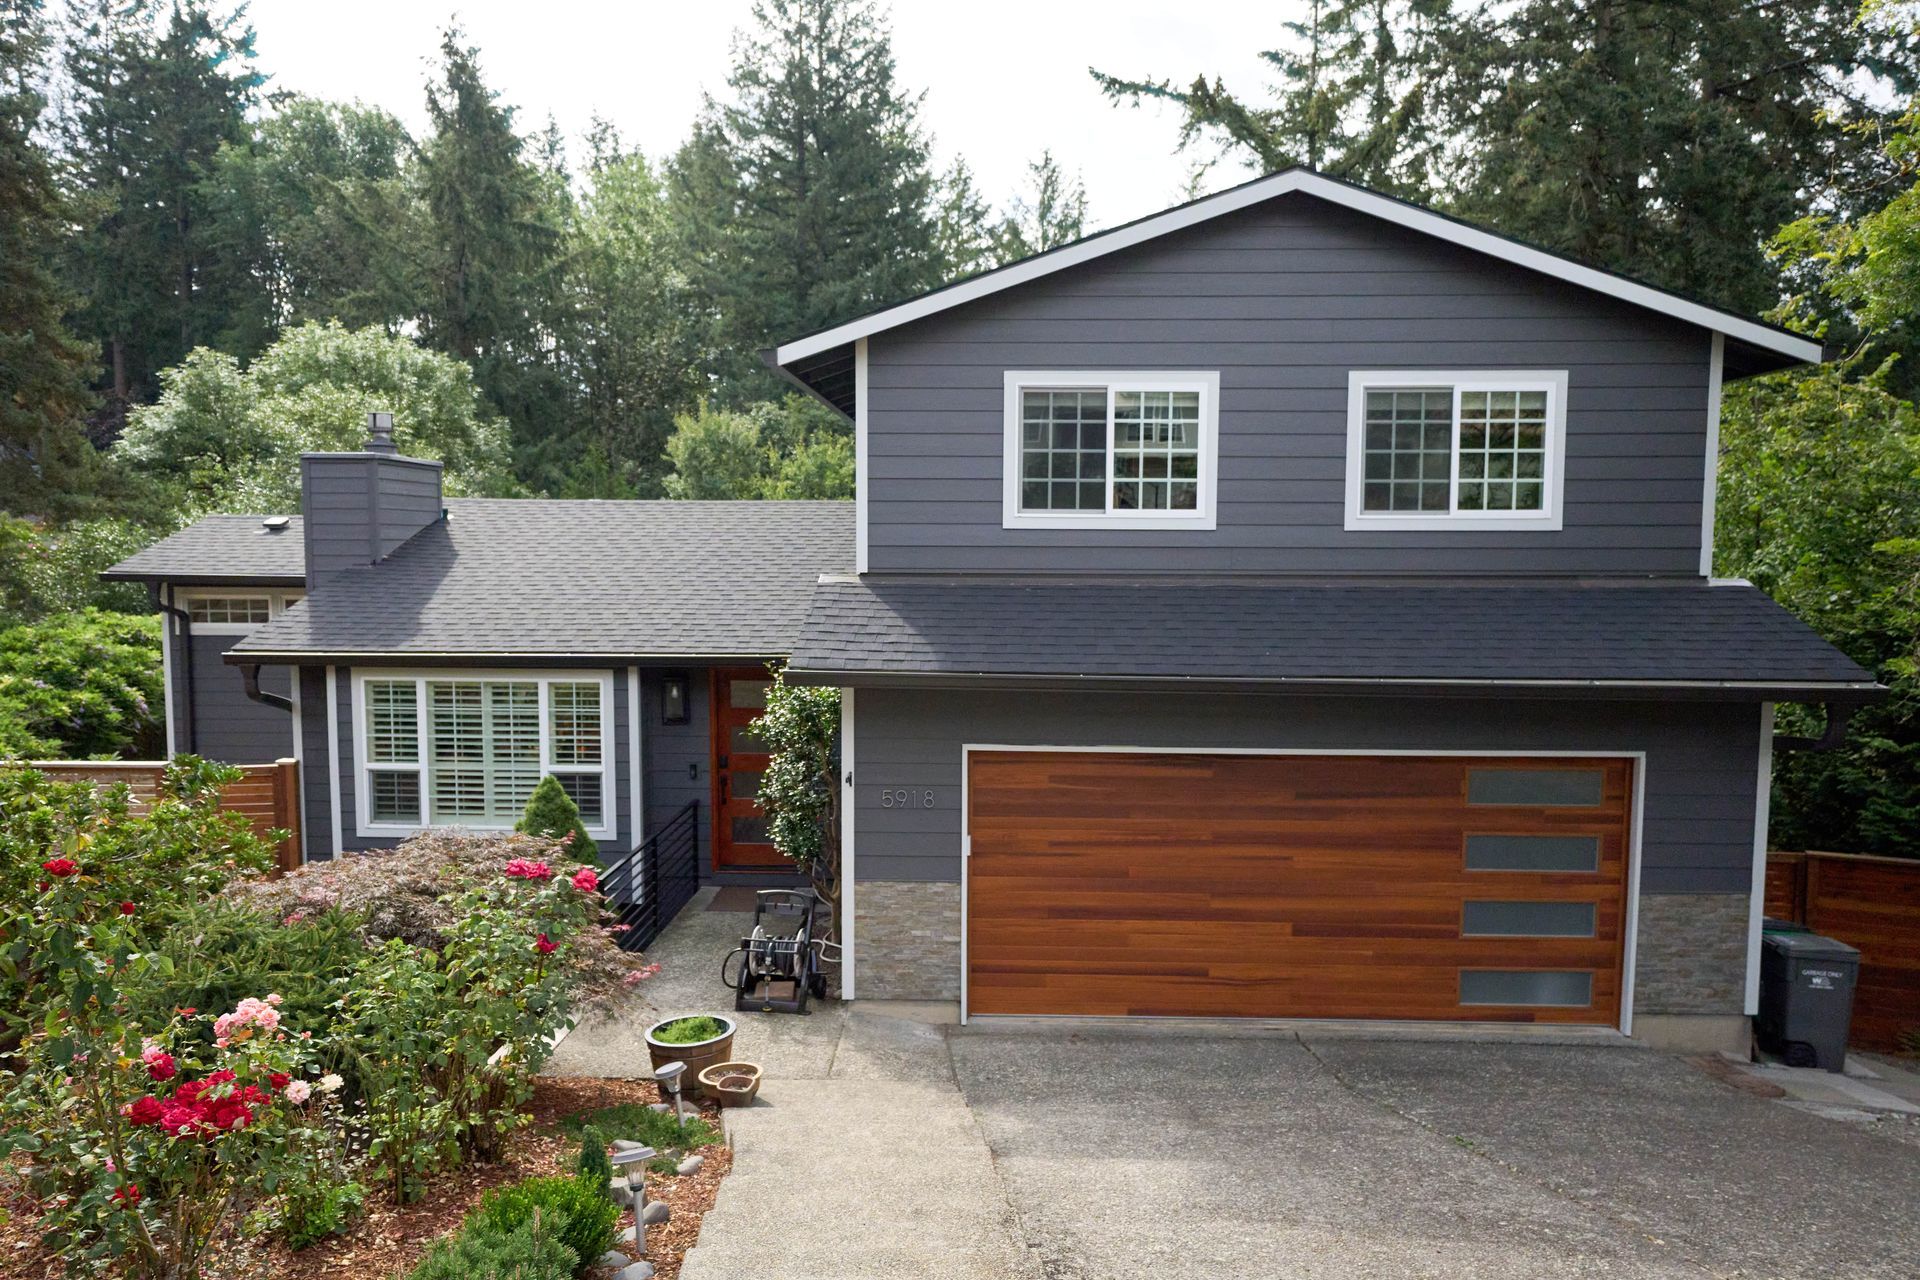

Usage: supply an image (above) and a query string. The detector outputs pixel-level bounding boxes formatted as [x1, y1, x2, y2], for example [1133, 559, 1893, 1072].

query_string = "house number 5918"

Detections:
[878, 789, 935, 808]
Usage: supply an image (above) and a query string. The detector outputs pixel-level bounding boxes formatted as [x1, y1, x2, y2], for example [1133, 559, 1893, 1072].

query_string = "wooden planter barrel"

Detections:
[644, 1016, 738, 1096]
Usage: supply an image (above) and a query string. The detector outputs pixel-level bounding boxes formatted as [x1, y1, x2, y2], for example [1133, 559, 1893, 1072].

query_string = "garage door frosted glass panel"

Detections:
[1461, 901, 1597, 937]
[1459, 970, 1593, 1007]
[1466, 768, 1606, 807]
[1464, 834, 1600, 872]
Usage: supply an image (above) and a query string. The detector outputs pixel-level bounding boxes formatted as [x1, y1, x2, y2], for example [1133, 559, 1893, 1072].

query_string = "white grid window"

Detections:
[1004, 371, 1219, 530]
[187, 596, 272, 625]
[1345, 371, 1567, 532]
[354, 672, 613, 837]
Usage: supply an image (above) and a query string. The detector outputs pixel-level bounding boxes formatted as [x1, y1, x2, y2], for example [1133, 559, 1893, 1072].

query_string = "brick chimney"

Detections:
[300, 412, 445, 588]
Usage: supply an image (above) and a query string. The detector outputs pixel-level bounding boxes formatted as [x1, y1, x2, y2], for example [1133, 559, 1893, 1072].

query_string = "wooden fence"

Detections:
[20, 759, 303, 874]
[1766, 850, 1920, 1052]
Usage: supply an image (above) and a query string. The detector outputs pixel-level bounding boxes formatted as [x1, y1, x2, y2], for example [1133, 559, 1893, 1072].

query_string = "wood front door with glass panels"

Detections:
[710, 668, 788, 869]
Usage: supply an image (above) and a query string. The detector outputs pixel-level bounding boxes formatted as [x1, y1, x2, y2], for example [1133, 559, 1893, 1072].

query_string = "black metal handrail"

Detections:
[602, 799, 700, 953]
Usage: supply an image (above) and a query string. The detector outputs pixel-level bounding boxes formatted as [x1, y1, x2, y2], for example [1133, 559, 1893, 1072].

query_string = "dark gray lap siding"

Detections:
[864, 196, 1712, 576]
[851, 688, 1762, 894]
[177, 633, 294, 763]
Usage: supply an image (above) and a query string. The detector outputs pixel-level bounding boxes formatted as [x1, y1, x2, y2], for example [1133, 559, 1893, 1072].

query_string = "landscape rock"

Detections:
[607, 1181, 635, 1207]
[597, 1251, 631, 1269]
[674, 1155, 703, 1176]
[641, 1199, 671, 1225]
[612, 1139, 648, 1152]
[648, 1102, 672, 1113]
[616, 1264, 655, 1280]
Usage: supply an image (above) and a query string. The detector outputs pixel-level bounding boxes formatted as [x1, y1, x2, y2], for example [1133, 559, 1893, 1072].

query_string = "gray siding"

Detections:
[851, 687, 1761, 895]
[865, 194, 1712, 576]
[301, 455, 444, 586]
[329, 665, 637, 861]
[297, 667, 333, 860]
[179, 633, 295, 763]
[638, 667, 713, 878]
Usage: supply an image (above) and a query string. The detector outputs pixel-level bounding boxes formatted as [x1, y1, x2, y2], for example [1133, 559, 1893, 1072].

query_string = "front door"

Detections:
[710, 668, 788, 869]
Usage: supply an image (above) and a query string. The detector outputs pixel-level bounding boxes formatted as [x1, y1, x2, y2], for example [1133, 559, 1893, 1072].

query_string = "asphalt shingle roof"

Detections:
[225, 499, 853, 661]
[787, 578, 1877, 694]
[101, 515, 307, 584]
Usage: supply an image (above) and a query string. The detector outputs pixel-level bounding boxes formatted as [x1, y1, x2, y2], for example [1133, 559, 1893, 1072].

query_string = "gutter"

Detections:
[156, 586, 195, 754]
[240, 663, 294, 715]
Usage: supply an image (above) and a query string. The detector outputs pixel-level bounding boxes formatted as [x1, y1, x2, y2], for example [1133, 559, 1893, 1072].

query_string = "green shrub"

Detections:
[559, 1102, 720, 1156]
[574, 1124, 612, 1190]
[0, 608, 164, 758]
[280, 1180, 364, 1251]
[471, 1176, 619, 1276]
[407, 1218, 575, 1280]
[652, 1015, 726, 1044]
[515, 775, 596, 860]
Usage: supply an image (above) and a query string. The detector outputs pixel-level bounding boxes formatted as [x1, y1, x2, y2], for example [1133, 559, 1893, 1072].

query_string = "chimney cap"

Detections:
[365, 410, 397, 454]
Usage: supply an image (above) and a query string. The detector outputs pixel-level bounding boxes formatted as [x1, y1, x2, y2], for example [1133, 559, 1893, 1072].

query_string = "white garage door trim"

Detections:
[958, 744, 1648, 1034]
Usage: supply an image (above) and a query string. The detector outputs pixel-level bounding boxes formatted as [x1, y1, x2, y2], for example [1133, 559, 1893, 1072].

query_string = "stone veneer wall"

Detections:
[1633, 892, 1750, 1016]
[855, 880, 961, 1001]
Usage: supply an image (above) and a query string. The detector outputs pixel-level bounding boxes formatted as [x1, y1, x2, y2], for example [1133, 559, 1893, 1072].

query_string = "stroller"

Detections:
[721, 889, 833, 1014]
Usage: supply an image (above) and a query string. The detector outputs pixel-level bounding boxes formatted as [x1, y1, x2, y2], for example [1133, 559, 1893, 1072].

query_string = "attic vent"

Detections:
[261, 515, 291, 533]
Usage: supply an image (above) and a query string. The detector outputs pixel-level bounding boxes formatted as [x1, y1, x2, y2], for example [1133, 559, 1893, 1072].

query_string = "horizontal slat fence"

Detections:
[1766, 850, 1920, 1052]
[19, 759, 302, 874]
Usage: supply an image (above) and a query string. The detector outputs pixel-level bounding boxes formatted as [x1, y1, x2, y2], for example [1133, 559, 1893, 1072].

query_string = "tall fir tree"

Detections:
[996, 151, 1088, 260]
[59, 0, 264, 428]
[1093, 0, 1443, 195]
[0, 0, 98, 517]
[1434, 0, 1918, 312]
[670, 0, 943, 397]
[414, 28, 571, 484]
[930, 157, 998, 281]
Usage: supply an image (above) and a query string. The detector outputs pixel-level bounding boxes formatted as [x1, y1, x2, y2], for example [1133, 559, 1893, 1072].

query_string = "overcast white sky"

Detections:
[243, 1, 1282, 228]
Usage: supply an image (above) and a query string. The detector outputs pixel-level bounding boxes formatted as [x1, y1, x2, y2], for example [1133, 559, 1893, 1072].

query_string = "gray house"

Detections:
[107, 169, 1878, 1053]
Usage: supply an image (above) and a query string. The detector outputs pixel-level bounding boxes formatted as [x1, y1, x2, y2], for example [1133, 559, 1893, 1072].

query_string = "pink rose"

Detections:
[284, 1080, 312, 1104]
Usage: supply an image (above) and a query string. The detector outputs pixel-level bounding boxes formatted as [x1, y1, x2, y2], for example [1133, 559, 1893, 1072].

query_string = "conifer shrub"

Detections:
[516, 775, 597, 861]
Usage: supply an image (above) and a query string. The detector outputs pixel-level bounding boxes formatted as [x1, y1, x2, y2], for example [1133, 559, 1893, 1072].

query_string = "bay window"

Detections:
[355, 671, 613, 837]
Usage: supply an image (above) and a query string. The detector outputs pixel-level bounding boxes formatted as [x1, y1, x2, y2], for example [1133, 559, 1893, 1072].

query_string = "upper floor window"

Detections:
[1003, 371, 1220, 531]
[1344, 371, 1567, 532]
[178, 590, 304, 634]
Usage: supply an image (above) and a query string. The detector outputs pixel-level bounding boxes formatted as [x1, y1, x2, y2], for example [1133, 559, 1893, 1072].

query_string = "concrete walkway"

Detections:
[547, 889, 1042, 1280]
[550, 890, 1920, 1279]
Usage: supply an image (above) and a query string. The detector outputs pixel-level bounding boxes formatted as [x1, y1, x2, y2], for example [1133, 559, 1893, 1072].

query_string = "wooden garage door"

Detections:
[966, 752, 1634, 1024]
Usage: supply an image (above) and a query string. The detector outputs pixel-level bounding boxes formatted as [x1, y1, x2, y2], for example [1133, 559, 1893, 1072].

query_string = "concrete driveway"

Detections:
[553, 893, 1919, 1279]
[951, 1029, 1919, 1279]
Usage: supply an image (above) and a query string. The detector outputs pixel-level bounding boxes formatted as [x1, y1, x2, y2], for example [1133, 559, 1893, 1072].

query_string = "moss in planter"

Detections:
[652, 1015, 728, 1044]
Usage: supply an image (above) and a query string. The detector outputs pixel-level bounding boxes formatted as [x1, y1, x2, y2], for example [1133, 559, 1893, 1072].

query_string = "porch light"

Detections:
[661, 672, 690, 725]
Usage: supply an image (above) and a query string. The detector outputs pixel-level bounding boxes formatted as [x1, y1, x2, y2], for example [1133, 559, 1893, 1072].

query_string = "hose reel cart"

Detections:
[722, 888, 833, 1014]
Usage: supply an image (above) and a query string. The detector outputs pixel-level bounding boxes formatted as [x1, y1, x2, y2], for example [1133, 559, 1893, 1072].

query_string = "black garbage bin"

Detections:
[1757, 930, 1861, 1072]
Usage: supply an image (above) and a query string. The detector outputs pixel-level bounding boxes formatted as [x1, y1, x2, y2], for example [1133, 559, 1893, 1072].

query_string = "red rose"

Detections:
[111, 1184, 140, 1205]
[40, 858, 77, 878]
[268, 1072, 289, 1090]
[125, 1096, 165, 1126]
[534, 933, 558, 955]
[205, 1069, 236, 1086]
[120, 902, 136, 915]
[145, 1052, 176, 1082]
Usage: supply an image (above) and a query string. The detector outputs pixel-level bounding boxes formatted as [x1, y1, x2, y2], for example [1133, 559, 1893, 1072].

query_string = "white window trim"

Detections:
[1344, 370, 1569, 533]
[1002, 370, 1220, 531]
[177, 589, 305, 635]
[350, 668, 617, 841]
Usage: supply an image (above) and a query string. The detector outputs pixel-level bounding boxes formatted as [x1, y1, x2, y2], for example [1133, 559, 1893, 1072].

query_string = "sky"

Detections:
[241, 1, 1281, 229]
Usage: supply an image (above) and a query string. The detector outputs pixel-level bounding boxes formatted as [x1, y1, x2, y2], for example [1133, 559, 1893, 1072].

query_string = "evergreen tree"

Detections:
[516, 774, 597, 860]
[1435, 0, 1917, 312]
[931, 158, 998, 280]
[671, 0, 943, 396]
[414, 29, 570, 483]
[1093, 0, 1443, 194]
[0, 0, 98, 517]
[996, 151, 1088, 260]
[59, 0, 265, 425]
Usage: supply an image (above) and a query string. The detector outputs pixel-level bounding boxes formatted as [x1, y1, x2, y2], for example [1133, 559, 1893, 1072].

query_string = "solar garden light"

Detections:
[610, 1145, 656, 1254]
[654, 1059, 688, 1123]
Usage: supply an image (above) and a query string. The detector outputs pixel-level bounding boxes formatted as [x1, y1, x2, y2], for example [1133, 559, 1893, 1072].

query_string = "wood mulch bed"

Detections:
[0, 1077, 732, 1280]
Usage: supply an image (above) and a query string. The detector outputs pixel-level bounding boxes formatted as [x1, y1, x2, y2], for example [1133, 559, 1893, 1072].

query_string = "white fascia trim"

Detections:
[854, 338, 869, 574]
[1700, 333, 1726, 578]
[324, 665, 343, 858]
[840, 687, 857, 1000]
[1745, 702, 1777, 1016]
[1002, 370, 1221, 531]
[1344, 370, 1568, 533]
[349, 667, 619, 842]
[957, 743, 1648, 1034]
[774, 170, 1823, 367]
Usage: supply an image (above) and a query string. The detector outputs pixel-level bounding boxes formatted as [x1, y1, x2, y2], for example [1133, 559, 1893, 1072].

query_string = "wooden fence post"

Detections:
[273, 757, 302, 874]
